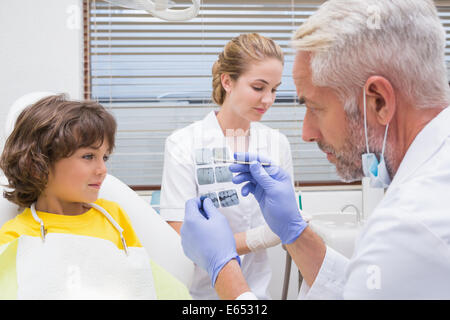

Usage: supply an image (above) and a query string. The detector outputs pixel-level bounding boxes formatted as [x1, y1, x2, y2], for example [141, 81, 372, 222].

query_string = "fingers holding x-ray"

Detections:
[242, 181, 256, 196]
[242, 180, 267, 204]
[232, 172, 256, 185]
[230, 152, 281, 176]
[184, 197, 203, 220]
[233, 171, 263, 197]
[232, 169, 270, 200]
[200, 197, 216, 219]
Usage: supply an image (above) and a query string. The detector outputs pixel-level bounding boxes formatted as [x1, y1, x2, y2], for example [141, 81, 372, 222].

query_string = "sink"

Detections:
[307, 212, 363, 258]
[309, 213, 360, 227]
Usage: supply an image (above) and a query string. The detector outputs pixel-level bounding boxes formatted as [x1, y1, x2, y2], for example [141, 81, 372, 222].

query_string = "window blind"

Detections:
[85, 0, 450, 188]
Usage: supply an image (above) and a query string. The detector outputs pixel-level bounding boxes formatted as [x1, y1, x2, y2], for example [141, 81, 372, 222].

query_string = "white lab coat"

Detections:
[160, 110, 294, 300]
[300, 107, 450, 299]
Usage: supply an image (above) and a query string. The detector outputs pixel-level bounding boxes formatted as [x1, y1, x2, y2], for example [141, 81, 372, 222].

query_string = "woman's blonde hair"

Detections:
[0, 94, 117, 208]
[212, 33, 284, 106]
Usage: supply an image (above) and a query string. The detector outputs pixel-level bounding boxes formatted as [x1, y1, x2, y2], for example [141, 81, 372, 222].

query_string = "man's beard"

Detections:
[317, 109, 392, 182]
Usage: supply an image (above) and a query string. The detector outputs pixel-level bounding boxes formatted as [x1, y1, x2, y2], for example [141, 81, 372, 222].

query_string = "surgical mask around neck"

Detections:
[361, 89, 391, 189]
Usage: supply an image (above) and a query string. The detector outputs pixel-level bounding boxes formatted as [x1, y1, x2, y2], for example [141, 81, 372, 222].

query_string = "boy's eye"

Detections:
[252, 87, 263, 91]
[103, 155, 110, 162]
[83, 154, 94, 160]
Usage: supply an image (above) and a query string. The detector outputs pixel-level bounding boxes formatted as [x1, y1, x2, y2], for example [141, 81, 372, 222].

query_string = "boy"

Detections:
[0, 94, 190, 299]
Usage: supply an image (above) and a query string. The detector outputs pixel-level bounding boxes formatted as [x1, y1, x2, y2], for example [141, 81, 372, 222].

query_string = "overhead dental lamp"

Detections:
[102, 0, 200, 21]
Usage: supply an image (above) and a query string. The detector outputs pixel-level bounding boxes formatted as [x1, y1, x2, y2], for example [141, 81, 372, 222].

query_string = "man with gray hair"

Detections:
[180, 0, 450, 299]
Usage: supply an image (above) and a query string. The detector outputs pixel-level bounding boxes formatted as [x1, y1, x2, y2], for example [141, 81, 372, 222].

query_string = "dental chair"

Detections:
[0, 92, 194, 288]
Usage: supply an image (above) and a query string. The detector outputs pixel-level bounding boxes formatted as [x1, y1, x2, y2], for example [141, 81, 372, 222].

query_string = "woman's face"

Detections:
[223, 58, 283, 122]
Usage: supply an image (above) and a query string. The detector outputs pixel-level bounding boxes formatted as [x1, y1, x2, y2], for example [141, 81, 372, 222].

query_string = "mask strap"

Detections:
[381, 123, 389, 156]
[363, 88, 370, 154]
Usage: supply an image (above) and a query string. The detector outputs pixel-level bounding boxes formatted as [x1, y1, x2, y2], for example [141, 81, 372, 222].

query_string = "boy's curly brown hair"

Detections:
[0, 94, 117, 208]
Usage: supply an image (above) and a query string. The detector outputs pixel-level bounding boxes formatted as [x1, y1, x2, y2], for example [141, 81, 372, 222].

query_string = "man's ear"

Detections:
[364, 76, 396, 126]
[221, 73, 233, 93]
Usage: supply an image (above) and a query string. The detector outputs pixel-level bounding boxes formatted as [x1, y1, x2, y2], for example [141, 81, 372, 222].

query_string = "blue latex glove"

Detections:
[181, 197, 241, 287]
[229, 152, 307, 244]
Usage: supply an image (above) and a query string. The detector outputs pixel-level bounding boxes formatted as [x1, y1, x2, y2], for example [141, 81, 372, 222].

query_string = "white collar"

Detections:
[387, 107, 450, 191]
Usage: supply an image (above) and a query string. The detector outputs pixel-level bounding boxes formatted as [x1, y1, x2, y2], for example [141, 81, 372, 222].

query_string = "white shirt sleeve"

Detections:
[159, 134, 197, 222]
[299, 208, 450, 299]
[235, 291, 258, 300]
[297, 246, 349, 300]
[343, 209, 450, 299]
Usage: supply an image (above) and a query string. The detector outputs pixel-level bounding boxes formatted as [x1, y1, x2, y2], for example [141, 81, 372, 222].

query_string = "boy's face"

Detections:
[44, 141, 110, 208]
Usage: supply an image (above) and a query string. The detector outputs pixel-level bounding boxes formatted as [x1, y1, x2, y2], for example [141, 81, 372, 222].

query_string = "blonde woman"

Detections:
[160, 33, 295, 299]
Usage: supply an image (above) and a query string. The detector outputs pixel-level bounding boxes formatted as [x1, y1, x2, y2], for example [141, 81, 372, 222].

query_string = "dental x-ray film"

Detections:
[195, 148, 213, 165]
[215, 166, 233, 183]
[200, 192, 220, 208]
[213, 147, 230, 163]
[197, 167, 215, 185]
[218, 189, 239, 207]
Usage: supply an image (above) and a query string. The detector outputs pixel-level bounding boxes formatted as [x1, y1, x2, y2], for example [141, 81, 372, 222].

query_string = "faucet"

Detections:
[340, 204, 361, 224]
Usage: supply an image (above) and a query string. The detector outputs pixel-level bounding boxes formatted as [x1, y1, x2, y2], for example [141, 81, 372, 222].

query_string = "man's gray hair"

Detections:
[292, 0, 450, 112]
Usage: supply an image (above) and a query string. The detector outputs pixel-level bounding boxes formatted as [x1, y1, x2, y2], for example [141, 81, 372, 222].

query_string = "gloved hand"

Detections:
[181, 197, 241, 287]
[229, 152, 307, 244]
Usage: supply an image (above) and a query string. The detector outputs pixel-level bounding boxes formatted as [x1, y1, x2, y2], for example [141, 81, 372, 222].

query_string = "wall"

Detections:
[0, 0, 83, 151]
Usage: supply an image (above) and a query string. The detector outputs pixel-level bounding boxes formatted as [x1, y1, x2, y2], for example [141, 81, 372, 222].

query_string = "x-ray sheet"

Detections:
[197, 167, 215, 185]
[213, 147, 229, 163]
[201, 189, 239, 209]
[200, 192, 220, 208]
[195, 148, 213, 165]
[197, 166, 233, 185]
[196, 147, 239, 208]
[218, 189, 239, 207]
[195, 147, 230, 165]
[195, 147, 233, 185]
